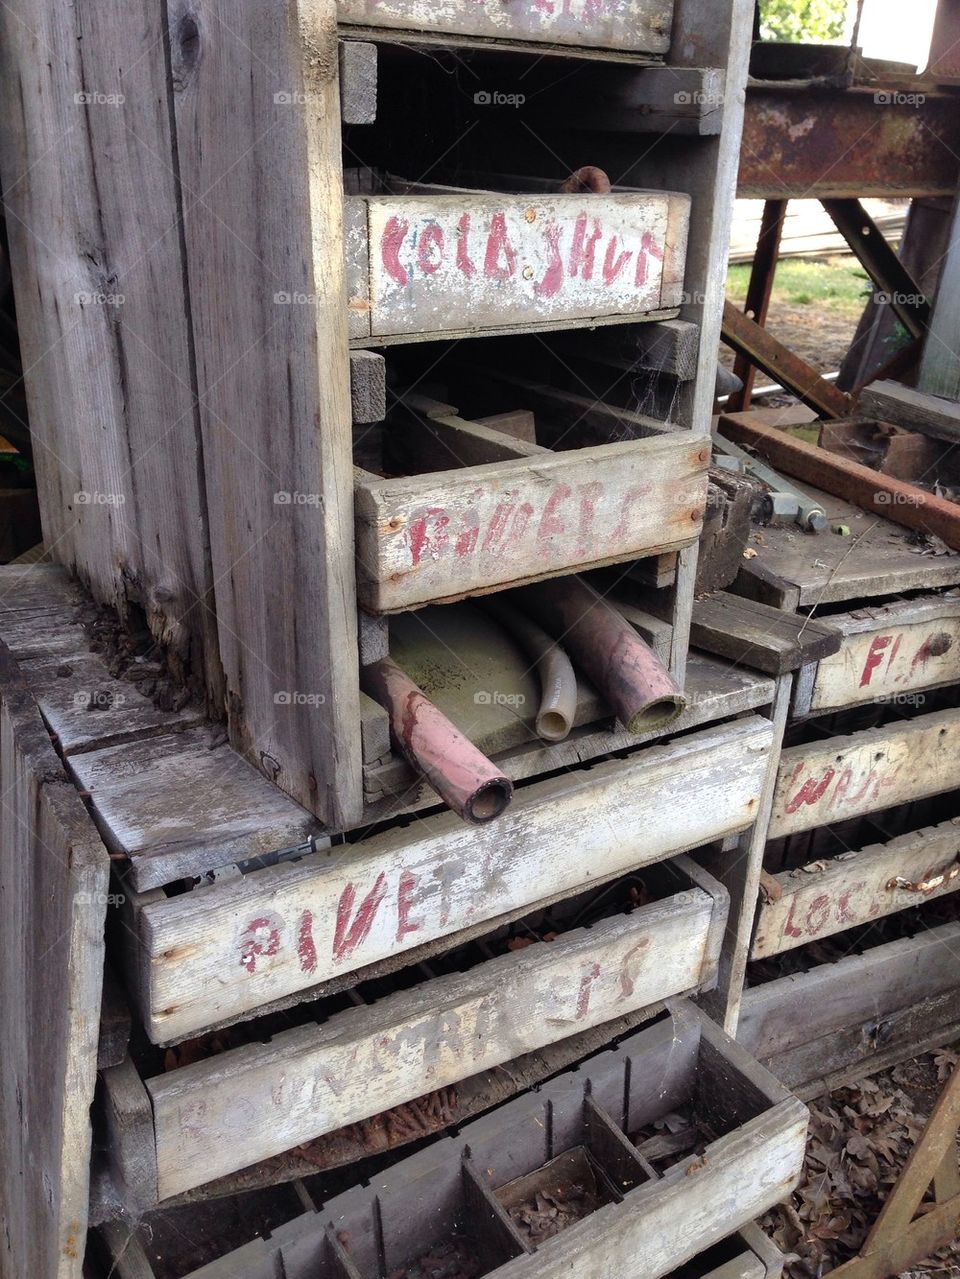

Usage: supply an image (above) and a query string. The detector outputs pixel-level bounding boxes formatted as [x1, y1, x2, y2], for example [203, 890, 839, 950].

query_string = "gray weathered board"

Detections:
[792, 593, 960, 717]
[0, 646, 110, 1279]
[166, 0, 362, 827]
[859, 381, 960, 444]
[752, 818, 960, 959]
[738, 921, 960, 1096]
[142, 882, 726, 1197]
[336, 0, 674, 54]
[133, 716, 773, 1041]
[347, 191, 689, 343]
[355, 431, 709, 612]
[769, 707, 960, 839]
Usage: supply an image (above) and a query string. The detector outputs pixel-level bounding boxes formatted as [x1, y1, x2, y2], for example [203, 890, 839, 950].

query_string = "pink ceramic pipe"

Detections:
[362, 657, 513, 824]
[516, 577, 686, 734]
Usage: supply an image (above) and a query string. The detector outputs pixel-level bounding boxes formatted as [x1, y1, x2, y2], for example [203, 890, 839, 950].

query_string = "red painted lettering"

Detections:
[456, 213, 476, 277]
[407, 507, 450, 566]
[783, 896, 804, 939]
[239, 914, 282, 974]
[602, 235, 633, 285]
[805, 894, 830, 935]
[537, 483, 571, 541]
[575, 962, 602, 1020]
[417, 223, 444, 274]
[396, 870, 422, 943]
[576, 481, 603, 555]
[333, 873, 388, 962]
[569, 215, 603, 281]
[381, 216, 410, 286]
[481, 501, 515, 552]
[617, 939, 651, 1000]
[859, 634, 892, 687]
[297, 910, 317, 975]
[785, 766, 836, 814]
[536, 222, 564, 298]
[484, 212, 517, 280]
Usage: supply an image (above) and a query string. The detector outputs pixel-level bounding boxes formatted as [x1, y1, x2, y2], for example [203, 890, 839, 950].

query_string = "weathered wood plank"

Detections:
[769, 708, 960, 839]
[804, 593, 960, 714]
[138, 717, 773, 1040]
[752, 818, 960, 959]
[68, 728, 322, 891]
[689, 592, 841, 676]
[339, 39, 377, 124]
[0, 0, 222, 701]
[167, 0, 362, 825]
[349, 350, 386, 424]
[355, 433, 709, 611]
[147, 896, 718, 1197]
[553, 318, 701, 381]
[336, 0, 675, 54]
[347, 192, 689, 342]
[0, 647, 110, 1279]
[859, 380, 960, 443]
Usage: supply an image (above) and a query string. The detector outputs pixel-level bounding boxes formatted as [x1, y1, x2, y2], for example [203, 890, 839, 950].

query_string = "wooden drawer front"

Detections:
[347, 193, 689, 342]
[752, 818, 960, 959]
[355, 433, 709, 613]
[136, 717, 772, 1042]
[797, 595, 960, 717]
[145, 883, 725, 1199]
[337, 0, 674, 54]
[768, 708, 960, 840]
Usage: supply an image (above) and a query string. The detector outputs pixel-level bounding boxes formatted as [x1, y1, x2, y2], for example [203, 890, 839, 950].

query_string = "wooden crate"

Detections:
[739, 920, 960, 1099]
[104, 865, 728, 1202]
[354, 405, 709, 613]
[752, 815, 960, 960]
[336, 0, 675, 57]
[347, 178, 689, 345]
[768, 706, 960, 840]
[124, 716, 773, 1042]
[792, 592, 960, 719]
[111, 1006, 800, 1278]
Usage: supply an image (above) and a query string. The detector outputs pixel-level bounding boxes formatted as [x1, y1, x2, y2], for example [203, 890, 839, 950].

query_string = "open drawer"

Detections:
[123, 716, 772, 1041]
[336, 0, 675, 57]
[354, 396, 709, 612]
[346, 176, 689, 344]
[106, 1006, 802, 1277]
[105, 862, 728, 1203]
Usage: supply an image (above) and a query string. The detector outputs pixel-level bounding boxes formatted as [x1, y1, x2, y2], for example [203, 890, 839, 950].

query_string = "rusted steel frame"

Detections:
[829, 1064, 960, 1279]
[362, 657, 513, 823]
[729, 199, 789, 413]
[721, 300, 853, 419]
[515, 576, 685, 734]
[718, 409, 960, 550]
[739, 87, 960, 199]
[821, 199, 931, 340]
[928, 0, 960, 79]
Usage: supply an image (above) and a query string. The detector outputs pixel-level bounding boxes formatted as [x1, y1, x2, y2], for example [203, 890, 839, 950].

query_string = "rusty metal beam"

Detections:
[739, 86, 960, 199]
[721, 300, 853, 419]
[821, 199, 931, 340]
[729, 199, 788, 413]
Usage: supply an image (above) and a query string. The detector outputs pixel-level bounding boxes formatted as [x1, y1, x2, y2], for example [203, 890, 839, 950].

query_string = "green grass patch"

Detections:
[726, 256, 870, 316]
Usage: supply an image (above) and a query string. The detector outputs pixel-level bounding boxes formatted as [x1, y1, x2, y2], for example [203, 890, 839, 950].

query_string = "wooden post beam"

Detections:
[728, 199, 788, 413]
[721, 301, 853, 419]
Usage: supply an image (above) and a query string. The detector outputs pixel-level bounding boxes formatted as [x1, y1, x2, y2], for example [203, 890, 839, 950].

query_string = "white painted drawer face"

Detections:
[135, 717, 772, 1042]
[337, 0, 675, 56]
[346, 193, 690, 343]
[355, 433, 709, 613]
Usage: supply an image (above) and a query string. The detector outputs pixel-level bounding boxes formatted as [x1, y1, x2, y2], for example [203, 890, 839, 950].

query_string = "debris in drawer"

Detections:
[632, 1108, 721, 1172]
[389, 1234, 484, 1279]
[496, 1147, 616, 1246]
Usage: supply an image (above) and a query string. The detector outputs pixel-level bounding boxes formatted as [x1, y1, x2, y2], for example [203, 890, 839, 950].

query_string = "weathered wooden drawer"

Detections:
[127, 716, 772, 1041]
[792, 593, 960, 718]
[768, 706, 960, 839]
[108, 863, 728, 1201]
[753, 815, 960, 959]
[739, 919, 960, 1097]
[346, 182, 690, 344]
[112, 1006, 802, 1278]
[355, 417, 709, 612]
[337, 0, 675, 56]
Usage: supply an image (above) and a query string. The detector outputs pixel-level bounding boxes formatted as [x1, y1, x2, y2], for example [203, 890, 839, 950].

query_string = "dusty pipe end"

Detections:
[536, 708, 572, 742]
[624, 694, 687, 735]
[465, 776, 514, 824]
[560, 165, 613, 194]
